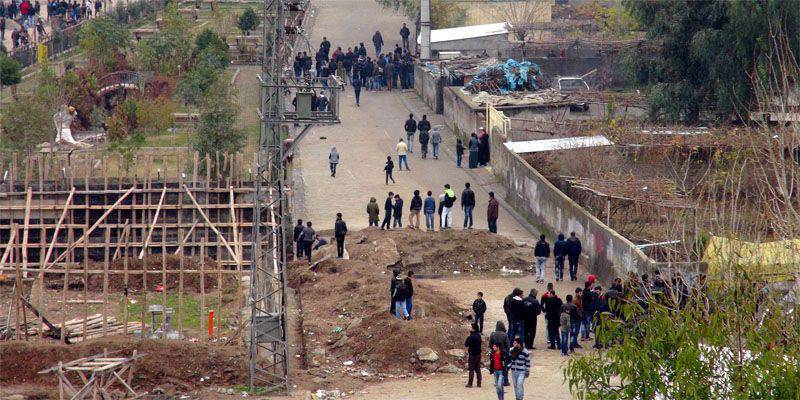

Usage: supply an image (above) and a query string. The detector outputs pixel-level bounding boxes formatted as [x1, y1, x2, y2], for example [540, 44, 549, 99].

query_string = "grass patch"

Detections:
[120, 292, 226, 331]
[144, 130, 192, 147]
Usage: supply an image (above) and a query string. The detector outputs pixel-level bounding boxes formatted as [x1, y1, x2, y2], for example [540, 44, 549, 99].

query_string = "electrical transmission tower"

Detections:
[249, 0, 341, 392]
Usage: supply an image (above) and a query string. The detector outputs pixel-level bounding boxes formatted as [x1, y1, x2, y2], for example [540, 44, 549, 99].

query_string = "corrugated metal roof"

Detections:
[417, 22, 509, 44]
[504, 135, 613, 154]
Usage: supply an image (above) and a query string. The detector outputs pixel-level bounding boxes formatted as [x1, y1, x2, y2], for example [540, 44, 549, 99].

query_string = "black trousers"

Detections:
[467, 353, 481, 386]
[524, 319, 537, 349]
[296, 241, 303, 258]
[473, 313, 484, 333]
[303, 241, 313, 262]
[336, 236, 345, 258]
[381, 213, 392, 229]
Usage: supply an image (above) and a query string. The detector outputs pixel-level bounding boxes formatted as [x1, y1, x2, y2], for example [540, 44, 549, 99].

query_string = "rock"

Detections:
[436, 363, 463, 374]
[445, 349, 466, 358]
[312, 377, 326, 384]
[403, 254, 424, 268]
[369, 238, 401, 268]
[416, 347, 439, 362]
[332, 335, 348, 349]
[409, 357, 417, 364]
[312, 347, 327, 356]
[347, 317, 363, 332]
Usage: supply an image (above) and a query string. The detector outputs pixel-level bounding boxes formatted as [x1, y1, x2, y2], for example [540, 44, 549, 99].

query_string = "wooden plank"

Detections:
[41, 188, 75, 267]
[138, 186, 168, 259]
[21, 188, 32, 278]
[47, 186, 137, 268]
[182, 185, 237, 262]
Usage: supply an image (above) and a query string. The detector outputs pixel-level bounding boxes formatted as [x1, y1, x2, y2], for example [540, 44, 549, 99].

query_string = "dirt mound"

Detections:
[289, 257, 471, 377]
[1, 338, 247, 392]
[44, 254, 238, 293]
[349, 228, 533, 275]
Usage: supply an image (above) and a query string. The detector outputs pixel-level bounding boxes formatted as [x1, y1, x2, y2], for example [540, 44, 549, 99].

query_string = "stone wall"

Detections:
[414, 64, 444, 114]
[442, 87, 483, 139]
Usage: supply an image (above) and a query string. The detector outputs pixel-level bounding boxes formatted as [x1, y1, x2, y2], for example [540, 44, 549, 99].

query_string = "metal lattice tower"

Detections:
[249, 0, 341, 392]
[249, 0, 289, 392]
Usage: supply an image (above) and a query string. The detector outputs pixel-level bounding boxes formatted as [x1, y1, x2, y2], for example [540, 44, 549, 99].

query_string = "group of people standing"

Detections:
[366, 183, 500, 232]
[1, 0, 104, 50]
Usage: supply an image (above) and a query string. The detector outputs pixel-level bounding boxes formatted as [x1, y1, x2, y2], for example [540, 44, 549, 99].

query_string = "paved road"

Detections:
[292, 0, 533, 243]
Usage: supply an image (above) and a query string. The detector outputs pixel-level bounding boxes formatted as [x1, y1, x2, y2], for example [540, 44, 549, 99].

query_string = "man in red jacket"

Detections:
[487, 191, 499, 233]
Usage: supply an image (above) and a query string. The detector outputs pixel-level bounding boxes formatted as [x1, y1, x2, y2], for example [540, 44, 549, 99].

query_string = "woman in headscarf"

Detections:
[328, 147, 339, 177]
[478, 128, 490, 166]
[468, 132, 480, 169]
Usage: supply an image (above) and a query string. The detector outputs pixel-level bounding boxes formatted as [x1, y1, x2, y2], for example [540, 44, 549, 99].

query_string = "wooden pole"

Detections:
[138, 186, 167, 259]
[173, 220, 199, 255]
[42, 188, 75, 267]
[82, 224, 88, 342]
[182, 185, 237, 261]
[48, 186, 136, 268]
[102, 227, 110, 337]
[21, 188, 32, 279]
[123, 224, 130, 335]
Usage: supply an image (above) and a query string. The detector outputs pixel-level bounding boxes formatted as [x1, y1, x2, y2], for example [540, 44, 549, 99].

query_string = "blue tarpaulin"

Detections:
[464, 59, 543, 94]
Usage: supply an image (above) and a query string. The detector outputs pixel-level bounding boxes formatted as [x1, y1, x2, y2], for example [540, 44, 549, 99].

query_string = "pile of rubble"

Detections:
[468, 88, 568, 107]
[463, 59, 545, 94]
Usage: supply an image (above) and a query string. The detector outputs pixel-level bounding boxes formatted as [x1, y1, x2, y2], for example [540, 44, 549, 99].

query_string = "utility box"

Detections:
[253, 312, 282, 343]
[295, 91, 313, 119]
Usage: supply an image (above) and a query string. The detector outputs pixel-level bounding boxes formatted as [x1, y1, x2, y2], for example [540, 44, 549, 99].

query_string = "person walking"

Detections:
[392, 194, 404, 228]
[441, 184, 456, 229]
[464, 322, 482, 388]
[472, 291, 487, 333]
[384, 156, 395, 184]
[367, 197, 380, 227]
[523, 289, 541, 350]
[396, 139, 410, 170]
[468, 132, 480, 168]
[372, 30, 383, 56]
[404, 271, 414, 315]
[430, 127, 442, 159]
[461, 182, 476, 229]
[404, 113, 416, 153]
[571, 289, 584, 351]
[389, 269, 400, 315]
[534, 234, 550, 283]
[352, 74, 362, 106]
[328, 147, 339, 177]
[553, 233, 567, 282]
[456, 138, 465, 167]
[299, 221, 316, 263]
[543, 289, 563, 349]
[508, 338, 531, 400]
[487, 192, 499, 233]
[293, 219, 304, 259]
[488, 321, 511, 389]
[438, 193, 446, 229]
[392, 274, 410, 320]
[409, 190, 422, 229]
[566, 232, 583, 281]
[381, 192, 394, 230]
[418, 115, 431, 158]
[423, 191, 436, 231]
[400, 22, 410, 50]
[488, 343, 510, 399]
[334, 213, 348, 258]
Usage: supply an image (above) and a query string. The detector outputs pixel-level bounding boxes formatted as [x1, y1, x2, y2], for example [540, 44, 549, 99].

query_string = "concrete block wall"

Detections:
[489, 132, 654, 278]
[413, 64, 444, 114]
[442, 87, 483, 140]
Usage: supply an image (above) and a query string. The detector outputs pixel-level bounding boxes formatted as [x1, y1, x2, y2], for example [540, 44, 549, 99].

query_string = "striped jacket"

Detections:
[508, 347, 531, 374]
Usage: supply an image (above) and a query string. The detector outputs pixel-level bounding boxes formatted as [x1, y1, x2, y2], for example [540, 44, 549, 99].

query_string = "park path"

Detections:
[292, 0, 533, 244]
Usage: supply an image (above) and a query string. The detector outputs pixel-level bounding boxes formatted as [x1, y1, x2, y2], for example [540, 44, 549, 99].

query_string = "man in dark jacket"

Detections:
[523, 289, 541, 349]
[534, 234, 550, 284]
[581, 281, 597, 341]
[464, 322, 482, 388]
[404, 271, 414, 315]
[409, 190, 422, 229]
[298, 221, 316, 263]
[400, 23, 411, 50]
[293, 219, 304, 259]
[566, 232, 582, 281]
[472, 291, 487, 333]
[542, 289, 563, 349]
[553, 233, 568, 282]
[461, 182, 476, 229]
[488, 320, 511, 387]
[507, 288, 526, 344]
[380, 192, 393, 230]
[417, 115, 431, 158]
[487, 192, 499, 233]
[404, 114, 417, 153]
[334, 213, 348, 258]
[320, 36, 331, 59]
[372, 30, 383, 56]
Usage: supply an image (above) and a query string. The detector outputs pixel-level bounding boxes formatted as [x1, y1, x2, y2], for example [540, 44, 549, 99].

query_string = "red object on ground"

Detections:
[208, 310, 214, 337]
[154, 284, 164, 292]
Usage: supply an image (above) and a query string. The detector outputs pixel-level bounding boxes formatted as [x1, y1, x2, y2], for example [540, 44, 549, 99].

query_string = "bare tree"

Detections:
[492, 0, 551, 43]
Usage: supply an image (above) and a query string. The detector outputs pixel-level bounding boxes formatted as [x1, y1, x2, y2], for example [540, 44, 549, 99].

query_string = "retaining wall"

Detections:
[414, 64, 444, 114]
[488, 110, 654, 278]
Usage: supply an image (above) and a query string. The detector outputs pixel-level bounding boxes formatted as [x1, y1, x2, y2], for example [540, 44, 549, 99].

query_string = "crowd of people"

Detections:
[1, 0, 106, 51]
[365, 183, 500, 233]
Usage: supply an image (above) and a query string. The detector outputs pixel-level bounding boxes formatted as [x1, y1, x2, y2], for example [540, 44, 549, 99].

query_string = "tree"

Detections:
[0, 96, 53, 152]
[237, 7, 260, 35]
[193, 81, 246, 159]
[375, 0, 467, 29]
[493, 0, 552, 42]
[177, 64, 219, 106]
[136, 5, 192, 75]
[0, 56, 22, 108]
[194, 28, 230, 69]
[624, 0, 800, 123]
[78, 17, 130, 70]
